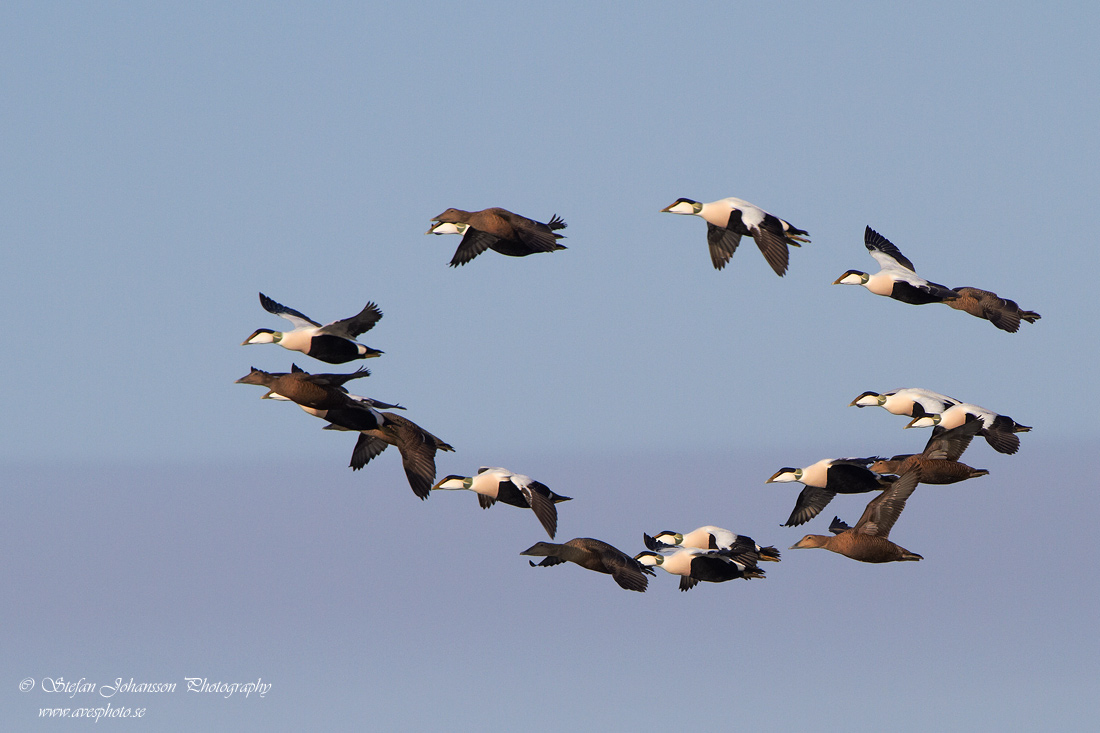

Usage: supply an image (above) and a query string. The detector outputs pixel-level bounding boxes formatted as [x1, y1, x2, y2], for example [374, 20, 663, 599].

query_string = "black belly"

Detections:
[308, 335, 361, 363]
[890, 281, 946, 305]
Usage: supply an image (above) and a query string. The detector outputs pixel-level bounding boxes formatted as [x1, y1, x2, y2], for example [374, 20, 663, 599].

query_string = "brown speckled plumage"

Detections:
[431, 207, 566, 266]
[790, 466, 924, 563]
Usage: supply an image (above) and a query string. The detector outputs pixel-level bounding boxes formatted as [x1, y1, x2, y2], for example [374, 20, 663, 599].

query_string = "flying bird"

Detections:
[766, 458, 896, 527]
[324, 414, 455, 500]
[834, 226, 958, 305]
[643, 526, 780, 565]
[660, 197, 809, 275]
[433, 467, 572, 539]
[235, 365, 378, 428]
[850, 387, 960, 419]
[521, 538, 654, 592]
[634, 547, 765, 592]
[242, 293, 383, 364]
[906, 403, 1031, 455]
[789, 466, 924, 563]
[868, 417, 990, 484]
[427, 207, 566, 266]
[944, 286, 1040, 333]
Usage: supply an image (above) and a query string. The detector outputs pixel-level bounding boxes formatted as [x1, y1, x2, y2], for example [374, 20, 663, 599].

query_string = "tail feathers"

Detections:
[757, 545, 782, 562]
[786, 227, 810, 245]
[743, 566, 767, 580]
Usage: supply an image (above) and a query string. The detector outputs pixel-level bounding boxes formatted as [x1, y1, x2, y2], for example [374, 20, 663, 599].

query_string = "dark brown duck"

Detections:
[427, 207, 566, 266]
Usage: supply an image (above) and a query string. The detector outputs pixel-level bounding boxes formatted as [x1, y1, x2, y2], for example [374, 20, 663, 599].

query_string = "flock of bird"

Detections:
[237, 198, 1039, 592]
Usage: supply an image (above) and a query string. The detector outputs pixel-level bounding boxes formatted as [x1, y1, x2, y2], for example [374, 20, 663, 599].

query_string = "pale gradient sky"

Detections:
[2, 2, 1098, 730]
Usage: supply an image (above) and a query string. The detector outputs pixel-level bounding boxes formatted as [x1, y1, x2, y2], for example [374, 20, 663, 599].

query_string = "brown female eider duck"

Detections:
[869, 417, 989, 484]
[766, 458, 896, 527]
[235, 365, 375, 419]
[944, 286, 1040, 333]
[634, 547, 765, 591]
[324, 413, 454, 500]
[521, 538, 654, 592]
[433, 467, 572, 539]
[790, 466, 924, 563]
[427, 207, 566, 266]
[242, 293, 383, 364]
[660, 197, 809, 275]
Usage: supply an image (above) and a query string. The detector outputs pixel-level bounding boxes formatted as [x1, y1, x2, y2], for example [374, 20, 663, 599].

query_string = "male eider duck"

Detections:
[242, 293, 383, 364]
[643, 526, 780, 564]
[634, 547, 765, 592]
[766, 458, 896, 527]
[944, 286, 1041, 333]
[323, 413, 455, 500]
[660, 197, 809, 275]
[834, 226, 958, 305]
[868, 417, 990, 484]
[906, 402, 1031, 455]
[790, 467, 924, 563]
[427, 207, 567, 266]
[433, 467, 572, 539]
[850, 387, 960, 419]
[521, 538, 654, 592]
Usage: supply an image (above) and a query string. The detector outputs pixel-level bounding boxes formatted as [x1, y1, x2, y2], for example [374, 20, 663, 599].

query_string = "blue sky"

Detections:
[2, 2, 1098, 730]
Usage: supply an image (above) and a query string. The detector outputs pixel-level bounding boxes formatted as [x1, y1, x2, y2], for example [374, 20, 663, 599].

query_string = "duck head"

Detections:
[766, 467, 803, 483]
[660, 198, 702, 215]
[242, 328, 281, 346]
[833, 270, 869, 286]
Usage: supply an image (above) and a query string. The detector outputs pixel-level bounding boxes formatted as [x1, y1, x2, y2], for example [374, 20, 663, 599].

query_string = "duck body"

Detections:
[790, 467, 924, 563]
[907, 403, 1030, 455]
[644, 526, 780, 564]
[433, 467, 571, 538]
[767, 458, 896, 527]
[521, 538, 654, 592]
[870, 417, 989, 484]
[428, 207, 567, 266]
[850, 387, 959, 418]
[660, 197, 809, 275]
[834, 226, 958, 305]
[235, 365, 371, 412]
[869, 455, 988, 484]
[635, 547, 765, 591]
[242, 293, 383, 364]
[945, 286, 1041, 333]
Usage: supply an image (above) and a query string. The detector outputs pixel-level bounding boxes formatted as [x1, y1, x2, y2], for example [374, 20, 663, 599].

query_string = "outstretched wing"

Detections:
[348, 433, 389, 470]
[852, 467, 921, 538]
[784, 486, 837, 527]
[322, 302, 383, 338]
[259, 292, 321, 328]
[751, 215, 793, 276]
[706, 223, 742, 270]
[450, 228, 500, 266]
[519, 481, 559, 539]
[864, 226, 917, 272]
